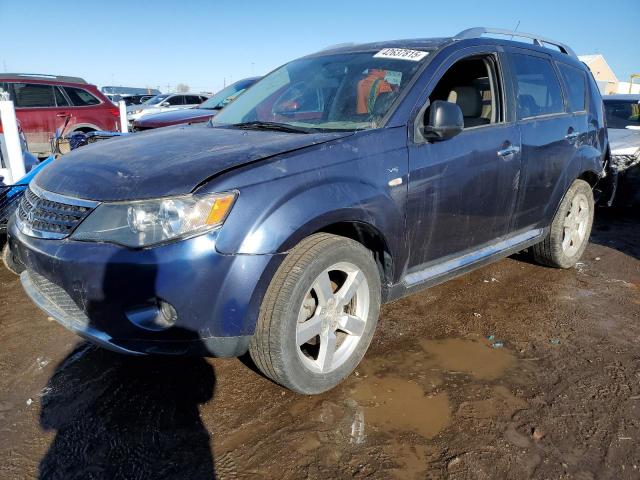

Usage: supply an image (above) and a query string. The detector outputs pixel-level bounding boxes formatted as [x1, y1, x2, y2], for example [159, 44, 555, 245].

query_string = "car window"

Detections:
[167, 96, 184, 106]
[511, 54, 565, 119]
[605, 100, 640, 128]
[185, 95, 201, 104]
[63, 87, 101, 106]
[212, 51, 427, 131]
[54, 87, 70, 107]
[13, 83, 56, 108]
[427, 55, 503, 129]
[558, 64, 587, 113]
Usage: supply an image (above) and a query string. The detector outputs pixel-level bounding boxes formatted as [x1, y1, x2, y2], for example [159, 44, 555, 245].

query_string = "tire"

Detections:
[2, 242, 24, 276]
[249, 233, 381, 394]
[532, 179, 594, 268]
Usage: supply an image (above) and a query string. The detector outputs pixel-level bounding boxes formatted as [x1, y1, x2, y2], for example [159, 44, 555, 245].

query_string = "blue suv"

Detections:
[7, 28, 608, 394]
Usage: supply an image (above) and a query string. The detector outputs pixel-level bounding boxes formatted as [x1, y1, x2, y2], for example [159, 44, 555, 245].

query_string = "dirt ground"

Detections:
[0, 208, 638, 480]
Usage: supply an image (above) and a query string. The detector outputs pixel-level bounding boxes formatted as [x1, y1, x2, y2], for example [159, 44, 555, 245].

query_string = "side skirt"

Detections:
[384, 228, 545, 303]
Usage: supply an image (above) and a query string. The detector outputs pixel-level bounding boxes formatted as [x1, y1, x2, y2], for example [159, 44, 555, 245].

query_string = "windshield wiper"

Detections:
[230, 121, 311, 134]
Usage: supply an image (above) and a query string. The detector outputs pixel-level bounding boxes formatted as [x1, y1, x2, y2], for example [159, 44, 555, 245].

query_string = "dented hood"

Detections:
[34, 124, 351, 201]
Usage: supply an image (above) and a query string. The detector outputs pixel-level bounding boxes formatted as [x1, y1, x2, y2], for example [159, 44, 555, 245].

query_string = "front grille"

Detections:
[28, 270, 89, 329]
[17, 186, 95, 238]
[0, 185, 26, 232]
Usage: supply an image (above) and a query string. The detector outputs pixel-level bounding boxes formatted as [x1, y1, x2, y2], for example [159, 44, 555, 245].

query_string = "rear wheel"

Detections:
[532, 179, 594, 268]
[249, 233, 381, 394]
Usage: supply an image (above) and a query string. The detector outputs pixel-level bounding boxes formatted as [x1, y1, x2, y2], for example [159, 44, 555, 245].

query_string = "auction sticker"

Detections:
[373, 48, 428, 61]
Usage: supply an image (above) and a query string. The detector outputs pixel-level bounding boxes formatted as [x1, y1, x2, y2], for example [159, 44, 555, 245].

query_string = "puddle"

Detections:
[420, 337, 515, 380]
[350, 376, 450, 439]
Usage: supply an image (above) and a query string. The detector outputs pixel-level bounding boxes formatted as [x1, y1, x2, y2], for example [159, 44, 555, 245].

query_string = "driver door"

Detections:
[406, 49, 522, 271]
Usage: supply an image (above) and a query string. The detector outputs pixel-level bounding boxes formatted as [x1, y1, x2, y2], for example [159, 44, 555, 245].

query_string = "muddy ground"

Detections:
[0, 208, 638, 480]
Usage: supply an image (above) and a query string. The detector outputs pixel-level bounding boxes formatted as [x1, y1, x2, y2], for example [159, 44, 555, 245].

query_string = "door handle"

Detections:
[497, 145, 520, 157]
[56, 112, 71, 118]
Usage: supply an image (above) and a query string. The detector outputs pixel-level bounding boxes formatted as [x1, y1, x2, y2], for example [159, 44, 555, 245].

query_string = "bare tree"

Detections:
[176, 83, 190, 93]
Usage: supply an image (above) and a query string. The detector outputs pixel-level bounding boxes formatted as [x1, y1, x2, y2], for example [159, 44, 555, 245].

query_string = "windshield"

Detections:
[144, 94, 170, 106]
[200, 80, 255, 110]
[212, 50, 428, 131]
[605, 100, 640, 128]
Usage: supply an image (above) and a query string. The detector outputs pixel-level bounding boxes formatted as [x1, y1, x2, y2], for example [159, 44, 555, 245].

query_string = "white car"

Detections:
[127, 93, 209, 123]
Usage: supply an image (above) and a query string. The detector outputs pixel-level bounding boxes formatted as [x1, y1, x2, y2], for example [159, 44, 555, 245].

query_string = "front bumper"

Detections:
[9, 221, 284, 356]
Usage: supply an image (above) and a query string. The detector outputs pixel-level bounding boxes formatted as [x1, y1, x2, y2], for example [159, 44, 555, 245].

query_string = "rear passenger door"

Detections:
[61, 85, 103, 130]
[507, 51, 583, 231]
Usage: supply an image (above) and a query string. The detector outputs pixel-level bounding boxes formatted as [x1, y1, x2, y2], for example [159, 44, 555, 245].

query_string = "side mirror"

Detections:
[160, 101, 170, 107]
[423, 100, 464, 141]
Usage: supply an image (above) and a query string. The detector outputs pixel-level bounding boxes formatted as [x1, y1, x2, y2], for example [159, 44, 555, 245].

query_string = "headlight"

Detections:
[71, 192, 237, 247]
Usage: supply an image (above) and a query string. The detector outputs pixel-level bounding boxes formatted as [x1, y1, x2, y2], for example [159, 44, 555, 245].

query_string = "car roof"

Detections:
[0, 73, 88, 85]
[310, 27, 580, 66]
[604, 94, 640, 102]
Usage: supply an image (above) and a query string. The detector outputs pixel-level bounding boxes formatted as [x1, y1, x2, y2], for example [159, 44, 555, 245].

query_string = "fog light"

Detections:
[126, 299, 178, 331]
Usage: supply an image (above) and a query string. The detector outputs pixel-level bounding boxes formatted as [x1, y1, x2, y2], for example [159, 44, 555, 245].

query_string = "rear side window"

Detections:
[13, 83, 56, 108]
[511, 54, 565, 119]
[605, 100, 640, 128]
[63, 87, 101, 106]
[558, 64, 587, 112]
[185, 95, 202, 104]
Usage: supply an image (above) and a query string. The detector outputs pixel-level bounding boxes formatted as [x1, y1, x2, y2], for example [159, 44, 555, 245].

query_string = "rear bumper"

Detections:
[9, 221, 284, 356]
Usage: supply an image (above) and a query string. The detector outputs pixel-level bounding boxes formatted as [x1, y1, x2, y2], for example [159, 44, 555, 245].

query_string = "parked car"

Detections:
[132, 78, 260, 131]
[8, 28, 607, 394]
[127, 93, 210, 123]
[0, 74, 121, 157]
[122, 94, 157, 106]
[102, 86, 161, 104]
[603, 94, 640, 206]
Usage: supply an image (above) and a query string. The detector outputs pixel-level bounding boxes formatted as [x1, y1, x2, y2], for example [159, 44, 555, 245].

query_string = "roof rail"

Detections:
[0, 73, 88, 84]
[454, 27, 577, 58]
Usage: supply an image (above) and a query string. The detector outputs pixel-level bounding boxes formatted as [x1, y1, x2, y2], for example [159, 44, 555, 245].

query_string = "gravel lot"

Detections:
[0, 208, 638, 479]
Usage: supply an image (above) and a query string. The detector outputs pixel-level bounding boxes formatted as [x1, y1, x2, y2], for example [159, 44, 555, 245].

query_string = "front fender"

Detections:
[210, 128, 409, 266]
[218, 178, 404, 257]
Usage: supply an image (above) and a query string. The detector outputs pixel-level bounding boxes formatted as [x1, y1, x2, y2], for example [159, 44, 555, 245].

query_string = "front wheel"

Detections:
[249, 233, 381, 394]
[532, 179, 594, 268]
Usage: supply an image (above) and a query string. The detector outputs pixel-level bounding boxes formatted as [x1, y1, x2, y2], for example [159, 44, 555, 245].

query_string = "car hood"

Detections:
[134, 108, 216, 127]
[34, 124, 352, 201]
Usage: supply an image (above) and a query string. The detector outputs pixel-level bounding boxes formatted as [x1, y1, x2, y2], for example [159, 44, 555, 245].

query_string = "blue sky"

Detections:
[1, 0, 638, 93]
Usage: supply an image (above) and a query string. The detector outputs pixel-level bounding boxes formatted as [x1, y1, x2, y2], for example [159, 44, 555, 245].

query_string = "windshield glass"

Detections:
[200, 81, 254, 110]
[605, 100, 640, 128]
[144, 94, 170, 106]
[212, 50, 428, 131]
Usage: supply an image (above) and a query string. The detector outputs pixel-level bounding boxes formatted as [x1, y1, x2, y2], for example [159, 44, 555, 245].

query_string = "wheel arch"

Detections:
[311, 221, 395, 289]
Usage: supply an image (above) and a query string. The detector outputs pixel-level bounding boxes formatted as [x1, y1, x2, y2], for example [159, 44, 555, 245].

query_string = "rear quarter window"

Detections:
[13, 83, 56, 108]
[558, 63, 587, 112]
[510, 54, 565, 119]
[63, 87, 101, 106]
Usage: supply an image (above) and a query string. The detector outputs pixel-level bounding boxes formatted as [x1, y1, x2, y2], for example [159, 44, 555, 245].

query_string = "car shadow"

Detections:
[39, 344, 216, 480]
[38, 248, 218, 479]
[590, 207, 640, 260]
